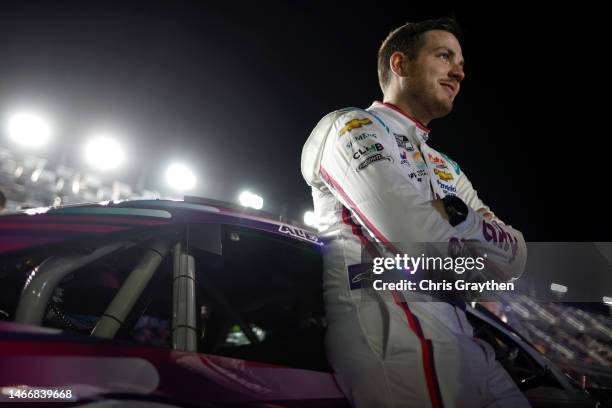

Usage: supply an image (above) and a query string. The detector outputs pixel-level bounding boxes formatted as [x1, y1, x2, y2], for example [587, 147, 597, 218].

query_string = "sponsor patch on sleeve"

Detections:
[338, 118, 372, 136]
[433, 168, 454, 181]
[352, 143, 384, 160]
[345, 132, 378, 149]
[356, 153, 393, 171]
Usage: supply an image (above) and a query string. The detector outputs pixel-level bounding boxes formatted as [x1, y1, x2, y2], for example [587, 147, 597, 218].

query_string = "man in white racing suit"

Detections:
[301, 18, 530, 408]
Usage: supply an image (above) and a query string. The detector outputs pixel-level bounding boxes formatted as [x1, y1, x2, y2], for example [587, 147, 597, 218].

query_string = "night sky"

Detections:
[0, 2, 604, 241]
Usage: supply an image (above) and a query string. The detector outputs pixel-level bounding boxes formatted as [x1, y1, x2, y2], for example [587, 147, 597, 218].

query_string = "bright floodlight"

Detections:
[85, 136, 125, 170]
[303, 210, 328, 232]
[165, 164, 196, 191]
[250, 194, 263, 210]
[7, 112, 52, 148]
[304, 211, 316, 227]
[603, 296, 612, 305]
[550, 283, 568, 293]
[239, 191, 263, 210]
[239, 191, 251, 207]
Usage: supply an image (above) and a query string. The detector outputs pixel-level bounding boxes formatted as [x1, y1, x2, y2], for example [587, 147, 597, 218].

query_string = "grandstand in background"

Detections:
[0, 145, 160, 211]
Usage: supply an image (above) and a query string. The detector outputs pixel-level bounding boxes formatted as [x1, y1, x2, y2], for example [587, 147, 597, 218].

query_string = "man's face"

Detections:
[403, 30, 465, 120]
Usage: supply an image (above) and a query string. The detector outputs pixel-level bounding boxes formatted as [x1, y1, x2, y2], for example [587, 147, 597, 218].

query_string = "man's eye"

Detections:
[438, 53, 450, 61]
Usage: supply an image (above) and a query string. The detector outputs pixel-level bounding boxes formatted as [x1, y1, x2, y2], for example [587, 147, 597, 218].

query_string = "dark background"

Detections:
[0, 1, 604, 241]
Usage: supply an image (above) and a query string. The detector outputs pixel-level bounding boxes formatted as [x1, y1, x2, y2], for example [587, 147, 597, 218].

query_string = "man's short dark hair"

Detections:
[377, 17, 462, 92]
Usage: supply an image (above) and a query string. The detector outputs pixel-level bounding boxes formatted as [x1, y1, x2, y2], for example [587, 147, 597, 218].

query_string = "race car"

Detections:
[0, 197, 604, 407]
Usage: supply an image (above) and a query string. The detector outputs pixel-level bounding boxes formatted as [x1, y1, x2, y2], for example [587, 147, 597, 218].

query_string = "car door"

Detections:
[0, 219, 347, 406]
[184, 223, 348, 407]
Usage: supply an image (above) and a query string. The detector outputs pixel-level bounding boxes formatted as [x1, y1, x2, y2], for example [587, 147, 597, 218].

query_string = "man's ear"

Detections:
[390, 51, 408, 78]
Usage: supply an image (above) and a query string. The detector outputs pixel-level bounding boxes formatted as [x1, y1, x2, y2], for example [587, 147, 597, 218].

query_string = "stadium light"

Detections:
[304, 211, 316, 227]
[303, 210, 328, 232]
[6, 111, 52, 149]
[165, 163, 196, 191]
[239, 191, 250, 207]
[550, 283, 568, 294]
[85, 135, 125, 170]
[239, 191, 263, 210]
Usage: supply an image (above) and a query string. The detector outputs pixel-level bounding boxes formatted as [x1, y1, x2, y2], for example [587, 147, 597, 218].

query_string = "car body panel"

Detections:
[0, 198, 600, 407]
[0, 199, 321, 255]
[0, 322, 346, 406]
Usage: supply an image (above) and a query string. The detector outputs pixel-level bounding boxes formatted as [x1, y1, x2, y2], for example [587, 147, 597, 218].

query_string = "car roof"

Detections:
[0, 197, 322, 254]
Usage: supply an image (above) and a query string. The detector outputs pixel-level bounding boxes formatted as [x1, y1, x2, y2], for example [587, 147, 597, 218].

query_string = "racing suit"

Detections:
[301, 101, 529, 408]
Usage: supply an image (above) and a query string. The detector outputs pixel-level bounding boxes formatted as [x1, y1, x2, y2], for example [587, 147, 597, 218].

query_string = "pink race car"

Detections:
[0, 198, 602, 407]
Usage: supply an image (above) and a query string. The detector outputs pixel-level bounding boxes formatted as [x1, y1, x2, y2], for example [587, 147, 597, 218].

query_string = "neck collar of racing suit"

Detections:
[371, 100, 430, 145]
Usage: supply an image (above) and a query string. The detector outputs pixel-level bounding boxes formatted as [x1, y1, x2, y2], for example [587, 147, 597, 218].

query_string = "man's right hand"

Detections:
[476, 207, 494, 220]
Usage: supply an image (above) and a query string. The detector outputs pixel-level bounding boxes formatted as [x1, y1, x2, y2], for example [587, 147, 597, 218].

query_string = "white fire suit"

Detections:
[301, 101, 529, 407]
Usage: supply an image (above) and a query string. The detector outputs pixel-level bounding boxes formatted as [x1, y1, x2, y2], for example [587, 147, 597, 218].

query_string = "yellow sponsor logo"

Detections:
[339, 118, 372, 136]
[434, 168, 454, 181]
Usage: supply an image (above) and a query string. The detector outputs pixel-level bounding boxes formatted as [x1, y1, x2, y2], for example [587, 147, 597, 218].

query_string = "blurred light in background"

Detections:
[6, 111, 52, 149]
[72, 175, 81, 194]
[550, 283, 568, 293]
[303, 211, 316, 227]
[603, 296, 612, 305]
[303, 210, 327, 231]
[85, 136, 125, 170]
[165, 163, 196, 192]
[239, 191, 263, 210]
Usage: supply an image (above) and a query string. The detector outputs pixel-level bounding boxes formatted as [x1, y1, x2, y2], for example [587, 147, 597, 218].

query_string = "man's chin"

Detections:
[432, 101, 454, 119]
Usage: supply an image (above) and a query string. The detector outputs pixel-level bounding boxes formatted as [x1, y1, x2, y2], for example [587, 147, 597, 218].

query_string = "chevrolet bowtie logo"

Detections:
[434, 168, 454, 181]
[339, 118, 372, 136]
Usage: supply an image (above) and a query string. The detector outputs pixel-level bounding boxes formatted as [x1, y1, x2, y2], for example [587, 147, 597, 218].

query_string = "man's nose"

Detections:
[450, 64, 465, 83]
